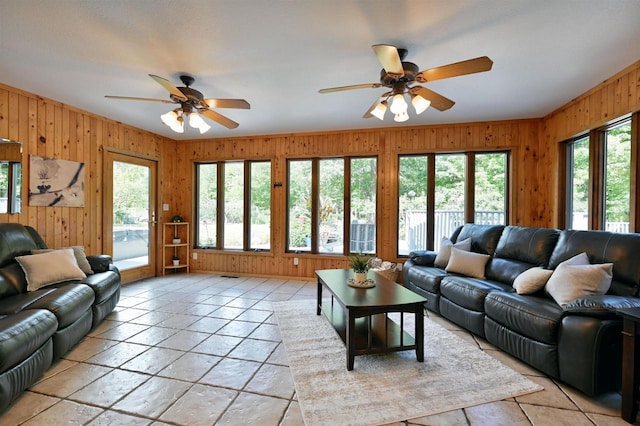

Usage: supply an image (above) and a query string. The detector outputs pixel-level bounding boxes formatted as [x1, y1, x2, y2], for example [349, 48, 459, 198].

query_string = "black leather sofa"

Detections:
[0, 223, 121, 410]
[404, 223, 640, 396]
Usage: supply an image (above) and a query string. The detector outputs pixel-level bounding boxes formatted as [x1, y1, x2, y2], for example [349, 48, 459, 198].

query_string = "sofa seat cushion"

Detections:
[81, 271, 120, 304]
[440, 276, 513, 312]
[0, 289, 57, 315]
[484, 292, 564, 345]
[26, 284, 95, 329]
[405, 266, 447, 293]
[0, 309, 57, 373]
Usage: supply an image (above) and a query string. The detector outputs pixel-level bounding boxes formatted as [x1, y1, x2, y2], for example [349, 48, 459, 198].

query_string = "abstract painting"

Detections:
[29, 155, 85, 207]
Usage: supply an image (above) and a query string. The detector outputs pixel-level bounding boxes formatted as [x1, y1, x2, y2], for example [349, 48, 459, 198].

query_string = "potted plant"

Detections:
[349, 254, 370, 283]
[172, 255, 180, 266]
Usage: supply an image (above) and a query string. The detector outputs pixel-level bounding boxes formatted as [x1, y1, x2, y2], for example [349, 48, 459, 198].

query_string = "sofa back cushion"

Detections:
[454, 223, 505, 255]
[0, 223, 46, 267]
[548, 230, 640, 296]
[494, 226, 560, 266]
[0, 224, 48, 299]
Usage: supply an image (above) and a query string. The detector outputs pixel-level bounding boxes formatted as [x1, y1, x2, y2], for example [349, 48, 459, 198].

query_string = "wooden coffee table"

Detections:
[315, 269, 427, 370]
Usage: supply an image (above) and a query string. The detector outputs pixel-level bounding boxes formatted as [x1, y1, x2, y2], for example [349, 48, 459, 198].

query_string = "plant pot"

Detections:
[172, 259, 180, 266]
[172, 238, 181, 244]
[354, 272, 367, 283]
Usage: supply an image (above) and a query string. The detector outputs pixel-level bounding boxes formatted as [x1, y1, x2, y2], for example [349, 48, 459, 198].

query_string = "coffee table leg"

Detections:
[622, 318, 639, 422]
[316, 279, 322, 316]
[415, 304, 424, 362]
[347, 310, 355, 370]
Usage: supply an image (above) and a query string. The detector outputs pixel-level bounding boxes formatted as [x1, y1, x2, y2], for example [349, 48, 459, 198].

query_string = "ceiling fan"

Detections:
[319, 44, 493, 122]
[105, 74, 250, 133]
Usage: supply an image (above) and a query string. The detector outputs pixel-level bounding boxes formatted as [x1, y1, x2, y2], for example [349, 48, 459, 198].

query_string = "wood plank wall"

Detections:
[0, 83, 174, 257]
[541, 59, 640, 228]
[174, 119, 542, 278]
[1, 58, 637, 279]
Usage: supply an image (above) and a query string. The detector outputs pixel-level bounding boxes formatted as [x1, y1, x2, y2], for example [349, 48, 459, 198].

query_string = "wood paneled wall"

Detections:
[541, 59, 640, 228]
[0, 83, 174, 256]
[175, 119, 542, 278]
[1, 58, 637, 279]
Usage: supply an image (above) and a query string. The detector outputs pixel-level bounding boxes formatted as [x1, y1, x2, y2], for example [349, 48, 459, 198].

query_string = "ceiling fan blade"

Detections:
[319, 83, 382, 93]
[415, 56, 493, 83]
[104, 95, 176, 104]
[410, 86, 455, 111]
[372, 44, 404, 77]
[149, 74, 188, 101]
[202, 99, 250, 109]
[199, 109, 239, 129]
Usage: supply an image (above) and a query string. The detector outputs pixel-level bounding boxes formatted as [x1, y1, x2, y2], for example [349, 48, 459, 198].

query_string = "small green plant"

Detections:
[349, 254, 370, 273]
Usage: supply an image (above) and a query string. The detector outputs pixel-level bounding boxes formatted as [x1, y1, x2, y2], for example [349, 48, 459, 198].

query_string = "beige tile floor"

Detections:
[1, 273, 638, 425]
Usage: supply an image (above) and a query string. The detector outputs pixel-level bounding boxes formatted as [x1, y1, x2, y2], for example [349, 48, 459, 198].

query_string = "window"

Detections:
[604, 121, 631, 233]
[398, 156, 428, 256]
[474, 152, 507, 225]
[563, 116, 635, 232]
[350, 157, 377, 254]
[319, 159, 344, 253]
[286, 156, 376, 254]
[398, 151, 509, 255]
[195, 160, 271, 249]
[434, 154, 466, 250]
[566, 136, 590, 230]
[0, 161, 21, 214]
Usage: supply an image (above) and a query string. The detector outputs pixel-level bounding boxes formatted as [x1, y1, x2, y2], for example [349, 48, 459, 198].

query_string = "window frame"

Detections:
[285, 155, 378, 255]
[397, 150, 510, 256]
[194, 159, 272, 251]
[561, 113, 638, 232]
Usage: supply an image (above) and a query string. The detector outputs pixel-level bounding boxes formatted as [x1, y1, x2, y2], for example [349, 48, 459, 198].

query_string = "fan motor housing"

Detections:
[380, 61, 419, 85]
[171, 86, 204, 104]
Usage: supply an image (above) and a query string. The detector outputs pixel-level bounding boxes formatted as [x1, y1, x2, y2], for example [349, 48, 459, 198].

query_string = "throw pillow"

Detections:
[545, 262, 613, 306]
[434, 237, 472, 269]
[16, 248, 87, 292]
[445, 247, 490, 279]
[32, 246, 94, 275]
[513, 267, 553, 295]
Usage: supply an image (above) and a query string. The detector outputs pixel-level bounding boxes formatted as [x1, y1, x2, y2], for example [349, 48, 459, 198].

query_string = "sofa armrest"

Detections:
[86, 255, 113, 274]
[562, 295, 640, 317]
[408, 250, 437, 267]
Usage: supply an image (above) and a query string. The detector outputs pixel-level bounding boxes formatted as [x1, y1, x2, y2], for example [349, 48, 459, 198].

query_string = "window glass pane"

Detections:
[196, 163, 217, 247]
[398, 155, 428, 256]
[288, 160, 312, 251]
[350, 157, 376, 254]
[434, 154, 465, 251]
[250, 162, 271, 250]
[568, 136, 589, 230]
[605, 121, 631, 233]
[224, 162, 244, 249]
[0, 162, 8, 214]
[319, 159, 344, 253]
[474, 153, 506, 225]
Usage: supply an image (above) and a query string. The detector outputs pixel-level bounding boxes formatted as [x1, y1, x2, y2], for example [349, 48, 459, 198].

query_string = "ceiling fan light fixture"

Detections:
[394, 110, 409, 122]
[371, 100, 388, 120]
[189, 112, 206, 128]
[197, 121, 211, 134]
[390, 94, 408, 114]
[170, 115, 185, 133]
[411, 94, 431, 115]
[160, 109, 179, 127]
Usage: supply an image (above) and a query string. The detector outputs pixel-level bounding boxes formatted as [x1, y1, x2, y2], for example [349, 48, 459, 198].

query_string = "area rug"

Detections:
[273, 299, 543, 426]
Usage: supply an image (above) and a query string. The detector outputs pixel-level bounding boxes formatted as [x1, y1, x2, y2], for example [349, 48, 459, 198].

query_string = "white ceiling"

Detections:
[1, 1, 639, 140]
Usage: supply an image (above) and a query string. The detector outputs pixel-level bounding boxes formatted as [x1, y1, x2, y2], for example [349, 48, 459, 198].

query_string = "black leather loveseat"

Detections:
[404, 223, 640, 396]
[0, 223, 121, 410]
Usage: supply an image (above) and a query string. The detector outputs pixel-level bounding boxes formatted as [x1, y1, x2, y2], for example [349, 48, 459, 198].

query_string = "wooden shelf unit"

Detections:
[163, 222, 190, 275]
